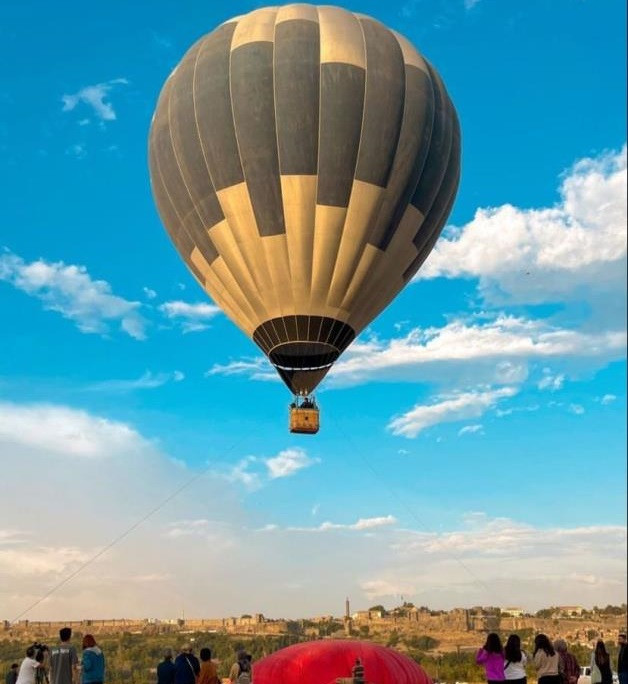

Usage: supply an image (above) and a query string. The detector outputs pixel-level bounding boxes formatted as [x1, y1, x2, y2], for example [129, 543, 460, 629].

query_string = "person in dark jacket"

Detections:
[174, 646, 200, 684]
[157, 650, 176, 684]
[618, 633, 628, 684]
[5, 663, 19, 684]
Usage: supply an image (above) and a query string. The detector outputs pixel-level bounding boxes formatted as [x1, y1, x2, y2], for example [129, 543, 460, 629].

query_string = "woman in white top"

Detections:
[504, 634, 528, 684]
[15, 647, 41, 684]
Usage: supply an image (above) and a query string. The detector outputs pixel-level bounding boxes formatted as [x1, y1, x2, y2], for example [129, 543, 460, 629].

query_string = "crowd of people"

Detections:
[3, 628, 252, 684]
[6, 628, 104, 684]
[476, 631, 628, 684]
[5, 627, 627, 684]
[155, 644, 251, 683]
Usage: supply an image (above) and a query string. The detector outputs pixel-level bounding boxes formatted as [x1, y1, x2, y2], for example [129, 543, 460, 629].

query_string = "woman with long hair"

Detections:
[504, 634, 527, 684]
[591, 640, 613, 684]
[476, 633, 505, 683]
[81, 635, 104, 684]
[533, 634, 560, 684]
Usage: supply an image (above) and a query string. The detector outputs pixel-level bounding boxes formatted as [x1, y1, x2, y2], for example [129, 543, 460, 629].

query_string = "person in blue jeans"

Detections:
[81, 635, 104, 684]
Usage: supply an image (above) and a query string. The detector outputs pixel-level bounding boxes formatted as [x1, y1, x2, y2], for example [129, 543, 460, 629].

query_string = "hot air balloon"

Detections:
[252, 639, 431, 684]
[148, 4, 460, 432]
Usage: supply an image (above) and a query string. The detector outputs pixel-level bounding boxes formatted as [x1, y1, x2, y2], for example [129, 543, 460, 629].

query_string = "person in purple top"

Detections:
[477, 633, 506, 684]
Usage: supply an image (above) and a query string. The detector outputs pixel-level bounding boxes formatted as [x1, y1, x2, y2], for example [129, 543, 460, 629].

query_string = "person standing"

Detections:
[81, 635, 104, 684]
[174, 645, 200, 684]
[476, 633, 505, 684]
[229, 651, 252, 684]
[50, 628, 78, 684]
[157, 650, 176, 684]
[197, 648, 219, 684]
[351, 658, 365, 684]
[504, 634, 527, 684]
[6, 664, 19, 684]
[533, 634, 560, 684]
[15, 648, 41, 684]
[591, 640, 613, 684]
[554, 639, 579, 684]
[617, 633, 628, 684]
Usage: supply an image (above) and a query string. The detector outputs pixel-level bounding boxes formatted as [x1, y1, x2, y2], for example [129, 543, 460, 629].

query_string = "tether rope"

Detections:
[11, 428, 254, 622]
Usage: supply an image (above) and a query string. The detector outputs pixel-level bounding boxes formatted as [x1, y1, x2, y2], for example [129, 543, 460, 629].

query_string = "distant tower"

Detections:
[345, 597, 350, 620]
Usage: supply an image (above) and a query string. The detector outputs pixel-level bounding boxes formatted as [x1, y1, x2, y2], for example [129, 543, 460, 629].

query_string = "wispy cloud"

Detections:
[388, 387, 517, 438]
[262, 515, 398, 534]
[206, 357, 277, 383]
[159, 300, 221, 333]
[600, 394, 617, 405]
[538, 368, 565, 392]
[225, 448, 319, 490]
[86, 370, 184, 393]
[458, 424, 484, 436]
[0, 545, 91, 576]
[568, 403, 585, 415]
[62, 78, 128, 122]
[0, 401, 149, 459]
[209, 315, 626, 390]
[265, 448, 319, 479]
[0, 250, 147, 339]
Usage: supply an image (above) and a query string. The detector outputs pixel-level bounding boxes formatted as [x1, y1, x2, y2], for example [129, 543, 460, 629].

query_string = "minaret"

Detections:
[344, 597, 352, 636]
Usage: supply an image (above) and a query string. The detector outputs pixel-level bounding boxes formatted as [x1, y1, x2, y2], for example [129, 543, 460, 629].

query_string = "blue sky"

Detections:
[0, 0, 626, 621]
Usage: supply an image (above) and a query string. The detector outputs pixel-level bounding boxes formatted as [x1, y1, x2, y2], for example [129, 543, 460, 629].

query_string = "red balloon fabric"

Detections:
[253, 639, 432, 684]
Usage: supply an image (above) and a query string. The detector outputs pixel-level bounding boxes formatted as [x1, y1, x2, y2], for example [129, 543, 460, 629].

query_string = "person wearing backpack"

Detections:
[229, 651, 252, 684]
[173, 646, 200, 684]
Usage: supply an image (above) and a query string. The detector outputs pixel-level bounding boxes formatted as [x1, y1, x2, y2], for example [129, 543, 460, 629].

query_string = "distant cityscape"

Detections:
[4, 603, 626, 651]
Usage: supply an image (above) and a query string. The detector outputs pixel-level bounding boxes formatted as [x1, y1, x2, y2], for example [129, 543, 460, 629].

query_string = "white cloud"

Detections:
[225, 448, 318, 489]
[62, 78, 128, 122]
[568, 403, 585, 415]
[538, 368, 565, 392]
[0, 401, 149, 458]
[86, 370, 184, 392]
[209, 315, 625, 390]
[1, 400, 626, 620]
[419, 146, 627, 318]
[143, 287, 157, 299]
[0, 251, 147, 339]
[265, 448, 318, 479]
[159, 300, 221, 333]
[601, 394, 617, 405]
[458, 424, 484, 436]
[66, 144, 86, 159]
[273, 515, 398, 533]
[360, 516, 626, 608]
[206, 357, 277, 383]
[0, 546, 91, 576]
[388, 387, 517, 438]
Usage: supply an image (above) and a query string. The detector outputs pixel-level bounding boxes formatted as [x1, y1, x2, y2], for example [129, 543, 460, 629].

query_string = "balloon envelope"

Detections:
[149, 5, 460, 394]
[252, 639, 432, 684]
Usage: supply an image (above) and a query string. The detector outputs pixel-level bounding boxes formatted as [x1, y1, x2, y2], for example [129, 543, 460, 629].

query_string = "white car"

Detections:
[578, 665, 592, 684]
[577, 666, 619, 684]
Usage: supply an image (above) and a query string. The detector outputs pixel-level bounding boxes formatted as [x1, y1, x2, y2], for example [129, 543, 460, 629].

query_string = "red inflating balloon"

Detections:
[253, 639, 432, 684]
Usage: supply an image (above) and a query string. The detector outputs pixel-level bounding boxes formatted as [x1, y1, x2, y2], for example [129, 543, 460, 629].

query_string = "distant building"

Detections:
[501, 607, 525, 617]
[555, 606, 584, 617]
